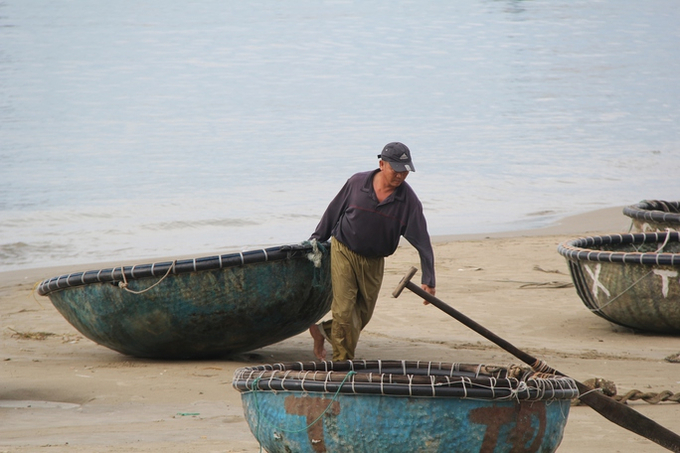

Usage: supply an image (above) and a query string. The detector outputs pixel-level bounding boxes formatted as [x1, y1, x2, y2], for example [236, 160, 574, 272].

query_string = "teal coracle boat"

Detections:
[232, 360, 577, 453]
[558, 232, 680, 334]
[37, 241, 332, 359]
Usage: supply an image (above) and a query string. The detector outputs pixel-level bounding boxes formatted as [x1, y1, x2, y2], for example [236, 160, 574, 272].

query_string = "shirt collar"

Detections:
[362, 168, 405, 202]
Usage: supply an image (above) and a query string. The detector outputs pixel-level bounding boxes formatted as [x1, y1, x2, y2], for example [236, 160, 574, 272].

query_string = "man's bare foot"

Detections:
[309, 324, 327, 360]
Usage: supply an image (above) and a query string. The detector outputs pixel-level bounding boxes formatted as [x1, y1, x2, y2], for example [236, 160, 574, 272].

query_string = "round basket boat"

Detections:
[558, 232, 680, 334]
[37, 241, 332, 359]
[623, 200, 680, 232]
[232, 360, 578, 453]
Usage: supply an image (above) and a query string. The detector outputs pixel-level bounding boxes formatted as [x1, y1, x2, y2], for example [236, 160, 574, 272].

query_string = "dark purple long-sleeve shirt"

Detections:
[311, 169, 436, 287]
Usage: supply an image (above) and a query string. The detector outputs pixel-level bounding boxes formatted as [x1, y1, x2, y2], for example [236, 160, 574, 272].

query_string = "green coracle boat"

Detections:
[623, 200, 680, 232]
[558, 232, 680, 334]
[37, 241, 332, 359]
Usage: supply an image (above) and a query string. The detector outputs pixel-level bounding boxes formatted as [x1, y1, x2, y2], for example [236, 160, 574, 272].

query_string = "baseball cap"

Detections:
[377, 142, 416, 172]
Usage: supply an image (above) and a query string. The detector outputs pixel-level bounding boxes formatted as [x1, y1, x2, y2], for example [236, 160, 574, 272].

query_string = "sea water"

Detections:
[1, 0, 678, 272]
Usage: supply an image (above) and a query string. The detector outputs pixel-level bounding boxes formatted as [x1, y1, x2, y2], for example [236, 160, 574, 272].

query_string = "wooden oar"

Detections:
[393, 267, 680, 452]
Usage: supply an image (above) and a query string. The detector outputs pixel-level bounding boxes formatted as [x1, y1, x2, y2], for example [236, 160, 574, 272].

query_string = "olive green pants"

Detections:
[319, 238, 384, 360]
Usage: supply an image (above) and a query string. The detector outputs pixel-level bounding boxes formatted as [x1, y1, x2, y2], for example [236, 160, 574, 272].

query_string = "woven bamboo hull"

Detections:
[559, 232, 680, 333]
[38, 243, 332, 359]
[233, 360, 576, 453]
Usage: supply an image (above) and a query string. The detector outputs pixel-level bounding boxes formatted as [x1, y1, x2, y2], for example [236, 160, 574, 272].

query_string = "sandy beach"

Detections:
[2, 206, 680, 453]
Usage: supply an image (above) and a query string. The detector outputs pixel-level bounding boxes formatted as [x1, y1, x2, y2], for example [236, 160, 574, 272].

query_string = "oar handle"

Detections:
[392, 266, 418, 298]
[394, 267, 551, 372]
[393, 267, 680, 452]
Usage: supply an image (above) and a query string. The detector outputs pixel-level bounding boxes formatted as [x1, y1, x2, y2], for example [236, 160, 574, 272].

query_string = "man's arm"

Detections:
[310, 179, 351, 242]
[404, 205, 436, 289]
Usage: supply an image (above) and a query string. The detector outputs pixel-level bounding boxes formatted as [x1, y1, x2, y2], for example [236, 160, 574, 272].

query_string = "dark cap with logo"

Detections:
[377, 142, 415, 172]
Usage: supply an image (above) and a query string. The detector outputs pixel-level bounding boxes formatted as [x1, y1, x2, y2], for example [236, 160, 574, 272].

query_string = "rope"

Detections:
[530, 359, 556, 375]
[31, 281, 44, 307]
[615, 390, 680, 405]
[655, 228, 673, 252]
[305, 239, 327, 288]
[250, 371, 356, 450]
[577, 387, 605, 399]
[306, 239, 323, 268]
[117, 261, 175, 294]
[573, 377, 680, 405]
[614, 390, 680, 404]
[574, 389, 680, 405]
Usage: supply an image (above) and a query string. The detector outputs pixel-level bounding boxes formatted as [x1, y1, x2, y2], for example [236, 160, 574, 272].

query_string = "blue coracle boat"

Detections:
[233, 360, 577, 453]
[37, 241, 332, 359]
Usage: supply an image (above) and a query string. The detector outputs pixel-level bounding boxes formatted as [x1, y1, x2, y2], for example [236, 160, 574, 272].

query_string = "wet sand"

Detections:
[2, 206, 680, 452]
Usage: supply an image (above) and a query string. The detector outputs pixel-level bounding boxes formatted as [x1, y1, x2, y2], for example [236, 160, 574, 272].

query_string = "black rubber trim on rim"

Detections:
[557, 232, 680, 266]
[623, 200, 680, 224]
[37, 241, 328, 296]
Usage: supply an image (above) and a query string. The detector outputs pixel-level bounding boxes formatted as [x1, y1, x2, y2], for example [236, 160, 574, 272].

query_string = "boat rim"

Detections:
[232, 359, 579, 401]
[37, 240, 328, 296]
[623, 200, 680, 224]
[557, 231, 680, 266]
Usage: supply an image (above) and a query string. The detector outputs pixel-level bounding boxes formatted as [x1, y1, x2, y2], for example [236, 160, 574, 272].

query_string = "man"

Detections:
[309, 142, 436, 361]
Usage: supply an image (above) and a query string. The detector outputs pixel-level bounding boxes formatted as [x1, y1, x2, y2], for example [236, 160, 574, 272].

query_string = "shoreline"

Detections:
[1, 206, 632, 287]
[433, 205, 631, 242]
